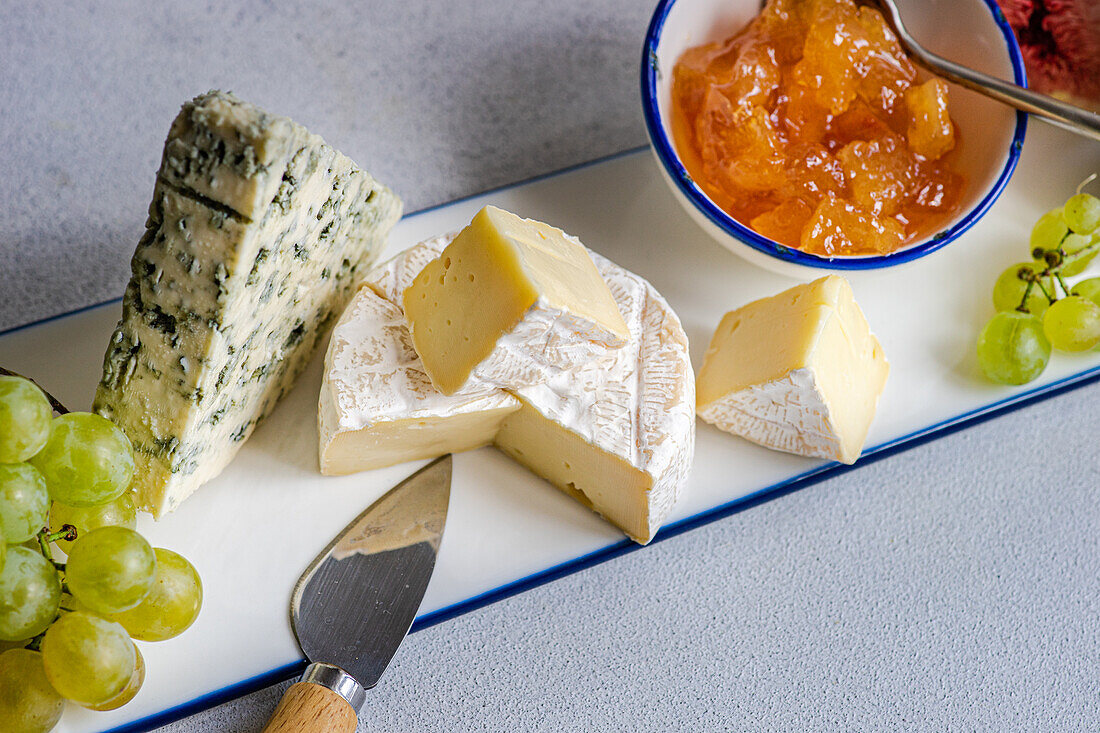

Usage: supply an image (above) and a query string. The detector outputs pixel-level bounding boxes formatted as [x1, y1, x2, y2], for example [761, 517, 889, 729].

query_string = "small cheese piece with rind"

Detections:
[318, 283, 519, 475]
[696, 276, 888, 464]
[402, 206, 630, 395]
[94, 90, 402, 517]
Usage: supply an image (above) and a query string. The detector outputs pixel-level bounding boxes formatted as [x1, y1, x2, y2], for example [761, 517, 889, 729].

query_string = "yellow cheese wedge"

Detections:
[696, 276, 888, 464]
[402, 206, 629, 394]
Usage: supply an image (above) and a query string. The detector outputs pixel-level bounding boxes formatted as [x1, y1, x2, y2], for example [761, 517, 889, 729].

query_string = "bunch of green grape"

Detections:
[0, 375, 202, 732]
[978, 183, 1100, 385]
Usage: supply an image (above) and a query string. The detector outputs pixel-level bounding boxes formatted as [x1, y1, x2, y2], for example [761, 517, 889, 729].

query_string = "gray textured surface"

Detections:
[2, 1, 1099, 731]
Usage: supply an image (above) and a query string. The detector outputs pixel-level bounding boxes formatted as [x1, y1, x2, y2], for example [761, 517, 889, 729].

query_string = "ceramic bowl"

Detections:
[641, 0, 1027, 278]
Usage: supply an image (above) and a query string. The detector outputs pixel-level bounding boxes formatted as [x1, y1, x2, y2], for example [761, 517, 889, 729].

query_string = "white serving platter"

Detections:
[2, 122, 1098, 732]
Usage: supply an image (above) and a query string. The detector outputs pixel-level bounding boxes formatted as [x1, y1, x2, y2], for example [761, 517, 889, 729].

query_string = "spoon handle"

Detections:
[872, 0, 1100, 142]
[915, 48, 1100, 142]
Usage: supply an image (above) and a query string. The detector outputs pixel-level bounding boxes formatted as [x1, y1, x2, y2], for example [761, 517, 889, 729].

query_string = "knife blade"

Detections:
[262, 454, 452, 732]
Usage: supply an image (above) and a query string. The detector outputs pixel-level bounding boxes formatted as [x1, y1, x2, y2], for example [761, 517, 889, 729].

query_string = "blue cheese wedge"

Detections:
[94, 90, 402, 517]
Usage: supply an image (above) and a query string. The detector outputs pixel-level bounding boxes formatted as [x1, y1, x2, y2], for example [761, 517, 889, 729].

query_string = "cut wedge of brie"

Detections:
[696, 275, 888, 464]
[321, 230, 695, 544]
[403, 206, 629, 395]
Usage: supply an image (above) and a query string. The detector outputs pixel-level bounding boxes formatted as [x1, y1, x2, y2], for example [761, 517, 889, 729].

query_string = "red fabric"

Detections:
[995, 0, 1100, 102]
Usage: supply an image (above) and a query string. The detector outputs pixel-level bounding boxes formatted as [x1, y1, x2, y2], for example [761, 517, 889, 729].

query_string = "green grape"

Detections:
[29, 412, 135, 507]
[40, 611, 134, 706]
[1064, 192, 1100, 234]
[1060, 232, 1098, 276]
[0, 638, 30, 654]
[0, 464, 50, 544]
[66, 526, 156, 615]
[0, 649, 64, 733]
[0, 527, 5, 576]
[1029, 207, 1068, 254]
[991, 262, 1049, 314]
[107, 548, 202, 641]
[83, 643, 145, 711]
[1042, 296, 1100, 351]
[1071, 276, 1100, 307]
[976, 311, 1051, 385]
[0, 547, 61, 641]
[49, 493, 137, 551]
[0, 377, 52, 464]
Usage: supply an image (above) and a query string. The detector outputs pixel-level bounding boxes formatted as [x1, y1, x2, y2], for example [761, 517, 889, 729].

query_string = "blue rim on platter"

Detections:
[640, 0, 1029, 270]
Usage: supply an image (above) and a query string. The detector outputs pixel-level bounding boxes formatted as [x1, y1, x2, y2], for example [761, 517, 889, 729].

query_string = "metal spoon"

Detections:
[866, 0, 1100, 142]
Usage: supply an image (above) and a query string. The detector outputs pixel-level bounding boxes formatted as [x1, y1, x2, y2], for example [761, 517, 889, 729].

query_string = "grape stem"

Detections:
[1059, 237, 1100, 269]
[1016, 279, 1036, 313]
[36, 528, 55, 563]
[0, 366, 70, 414]
[1015, 236, 1100, 311]
[1056, 272, 1073, 298]
[44, 525, 77, 544]
[35, 526, 74, 570]
[1028, 276, 1055, 309]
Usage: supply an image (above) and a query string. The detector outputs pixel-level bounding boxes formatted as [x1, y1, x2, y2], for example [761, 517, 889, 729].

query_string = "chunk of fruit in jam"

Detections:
[755, 0, 812, 63]
[782, 143, 846, 200]
[751, 198, 814, 247]
[853, 6, 916, 115]
[698, 94, 787, 193]
[828, 100, 893, 146]
[777, 77, 831, 144]
[906, 79, 956, 160]
[793, 16, 857, 116]
[794, 0, 913, 116]
[670, 0, 964, 256]
[912, 168, 963, 210]
[836, 136, 915, 217]
[802, 197, 906, 255]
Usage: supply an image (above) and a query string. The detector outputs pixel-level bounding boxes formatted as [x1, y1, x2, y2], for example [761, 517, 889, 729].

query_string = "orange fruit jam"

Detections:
[671, 0, 964, 256]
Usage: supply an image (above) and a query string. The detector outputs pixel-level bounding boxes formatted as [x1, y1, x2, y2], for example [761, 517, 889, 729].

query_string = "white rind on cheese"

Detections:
[365, 233, 456, 303]
[697, 368, 842, 459]
[696, 275, 888, 465]
[318, 285, 519, 475]
[355, 235, 694, 544]
[95, 90, 402, 517]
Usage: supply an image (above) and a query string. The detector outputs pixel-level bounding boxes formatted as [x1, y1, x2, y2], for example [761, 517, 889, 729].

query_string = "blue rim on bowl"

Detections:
[640, 0, 1029, 270]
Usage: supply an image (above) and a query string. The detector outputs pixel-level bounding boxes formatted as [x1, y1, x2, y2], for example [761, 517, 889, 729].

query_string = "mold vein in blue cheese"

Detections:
[94, 90, 402, 517]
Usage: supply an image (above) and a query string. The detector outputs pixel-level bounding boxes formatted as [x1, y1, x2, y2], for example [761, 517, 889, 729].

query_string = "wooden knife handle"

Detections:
[262, 680, 358, 733]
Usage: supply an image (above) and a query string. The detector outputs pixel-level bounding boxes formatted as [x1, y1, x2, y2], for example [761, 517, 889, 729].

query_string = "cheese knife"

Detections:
[262, 454, 452, 732]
